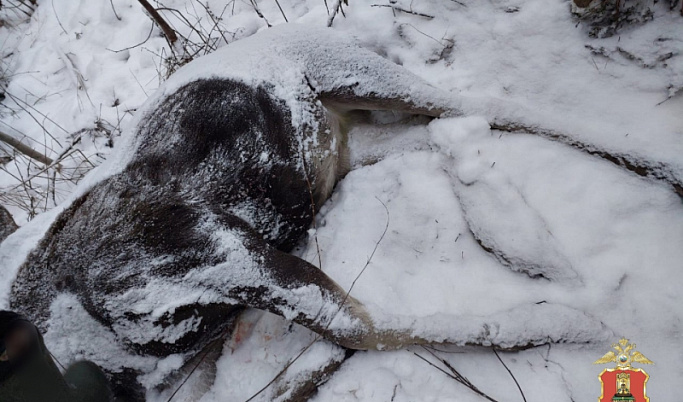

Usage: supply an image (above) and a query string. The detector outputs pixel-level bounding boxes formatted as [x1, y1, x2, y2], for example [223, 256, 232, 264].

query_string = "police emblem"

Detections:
[594, 338, 654, 402]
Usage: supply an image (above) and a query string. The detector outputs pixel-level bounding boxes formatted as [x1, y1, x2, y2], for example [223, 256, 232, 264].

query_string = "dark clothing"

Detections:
[0, 311, 113, 402]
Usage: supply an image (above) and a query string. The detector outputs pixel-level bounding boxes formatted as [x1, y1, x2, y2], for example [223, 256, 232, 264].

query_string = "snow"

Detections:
[45, 293, 159, 375]
[185, 310, 347, 402]
[1, 0, 682, 401]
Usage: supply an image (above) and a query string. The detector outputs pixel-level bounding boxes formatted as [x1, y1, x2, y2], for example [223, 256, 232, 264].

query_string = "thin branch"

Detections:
[51, 0, 68, 35]
[137, 0, 178, 44]
[128, 68, 149, 97]
[248, 0, 271, 27]
[109, 0, 122, 20]
[156, 7, 204, 37]
[244, 198, 390, 402]
[327, 0, 343, 26]
[107, 22, 155, 53]
[400, 23, 443, 46]
[338, 196, 389, 309]
[197, 0, 232, 47]
[274, 0, 289, 22]
[371, 4, 434, 19]
[414, 348, 499, 402]
[0, 129, 54, 166]
[243, 335, 319, 402]
[5, 0, 34, 18]
[3, 91, 67, 142]
[166, 328, 231, 401]
[492, 348, 527, 402]
[301, 157, 323, 270]
[413, 352, 461, 381]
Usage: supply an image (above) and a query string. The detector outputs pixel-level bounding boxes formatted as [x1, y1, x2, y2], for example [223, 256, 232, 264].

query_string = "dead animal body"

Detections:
[4, 24, 623, 400]
[8, 25, 454, 400]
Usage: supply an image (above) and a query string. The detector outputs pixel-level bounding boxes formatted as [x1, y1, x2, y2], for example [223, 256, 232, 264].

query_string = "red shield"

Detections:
[599, 368, 649, 402]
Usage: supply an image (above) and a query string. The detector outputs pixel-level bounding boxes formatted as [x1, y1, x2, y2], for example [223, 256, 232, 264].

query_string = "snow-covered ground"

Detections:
[1, 0, 682, 401]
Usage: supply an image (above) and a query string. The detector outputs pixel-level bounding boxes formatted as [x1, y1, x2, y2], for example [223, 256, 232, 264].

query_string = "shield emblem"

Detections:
[598, 368, 649, 402]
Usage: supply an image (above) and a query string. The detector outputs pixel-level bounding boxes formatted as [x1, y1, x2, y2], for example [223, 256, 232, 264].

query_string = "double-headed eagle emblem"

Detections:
[593, 337, 654, 369]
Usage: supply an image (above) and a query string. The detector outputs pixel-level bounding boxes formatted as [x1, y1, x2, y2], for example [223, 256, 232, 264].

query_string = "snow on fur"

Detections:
[0, 0, 681, 401]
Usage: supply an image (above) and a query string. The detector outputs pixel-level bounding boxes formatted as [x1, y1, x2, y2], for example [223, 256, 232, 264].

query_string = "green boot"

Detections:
[0, 311, 113, 402]
[64, 360, 114, 402]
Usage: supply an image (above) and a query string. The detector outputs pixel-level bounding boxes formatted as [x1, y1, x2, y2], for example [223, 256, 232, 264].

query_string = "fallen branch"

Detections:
[0, 129, 54, 166]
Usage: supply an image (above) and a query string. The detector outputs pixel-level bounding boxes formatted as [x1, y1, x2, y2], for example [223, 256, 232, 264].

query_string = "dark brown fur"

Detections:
[9, 78, 418, 399]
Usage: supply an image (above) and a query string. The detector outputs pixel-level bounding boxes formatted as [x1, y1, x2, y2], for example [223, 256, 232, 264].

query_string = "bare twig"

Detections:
[414, 347, 500, 402]
[3, 91, 67, 143]
[0, 129, 54, 165]
[248, 0, 271, 27]
[492, 348, 527, 402]
[137, 0, 178, 44]
[274, 0, 289, 22]
[301, 158, 323, 270]
[166, 328, 232, 401]
[0, 112, 114, 219]
[58, 52, 94, 112]
[156, 6, 206, 44]
[109, 0, 122, 20]
[51, 0, 68, 35]
[338, 196, 389, 309]
[243, 335, 318, 402]
[371, 4, 434, 19]
[244, 198, 390, 402]
[196, 0, 233, 47]
[141, 1, 238, 78]
[327, 0, 344, 26]
[128, 68, 149, 97]
[4, 0, 34, 18]
[399, 23, 443, 46]
[107, 22, 155, 53]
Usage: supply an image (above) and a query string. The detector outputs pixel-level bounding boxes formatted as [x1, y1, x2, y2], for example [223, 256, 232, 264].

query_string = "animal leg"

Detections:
[223, 235, 609, 351]
[287, 30, 460, 117]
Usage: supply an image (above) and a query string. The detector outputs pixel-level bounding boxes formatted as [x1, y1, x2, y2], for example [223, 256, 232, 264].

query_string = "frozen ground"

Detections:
[0, 0, 682, 401]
